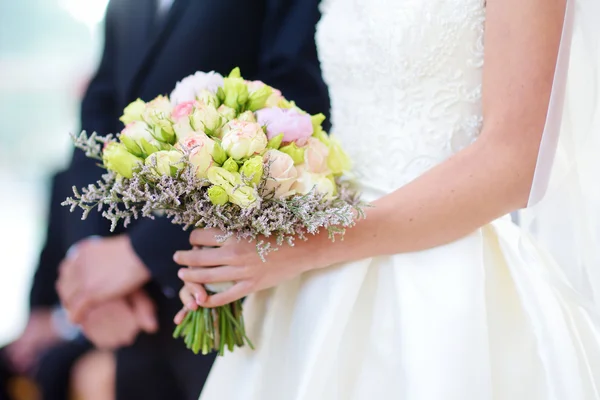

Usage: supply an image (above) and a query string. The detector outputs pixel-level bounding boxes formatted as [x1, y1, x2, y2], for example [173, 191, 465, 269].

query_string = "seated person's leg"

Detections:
[34, 337, 92, 400]
[70, 351, 115, 400]
[115, 333, 183, 400]
[0, 350, 15, 400]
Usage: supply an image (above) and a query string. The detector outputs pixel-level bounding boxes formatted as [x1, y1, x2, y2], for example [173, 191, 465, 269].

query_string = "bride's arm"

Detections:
[325, 0, 566, 264]
[174, 0, 567, 307]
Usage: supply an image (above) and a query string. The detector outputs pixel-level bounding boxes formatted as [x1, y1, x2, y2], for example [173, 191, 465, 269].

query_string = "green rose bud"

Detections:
[313, 130, 330, 145]
[120, 99, 146, 125]
[237, 110, 257, 123]
[222, 157, 239, 173]
[240, 155, 264, 185]
[228, 185, 257, 208]
[190, 104, 223, 137]
[211, 141, 228, 165]
[217, 105, 237, 122]
[196, 90, 220, 108]
[216, 86, 226, 104]
[267, 133, 284, 149]
[222, 77, 249, 111]
[279, 142, 305, 165]
[246, 84, 273, 111]
[206, 166, 257, 207]
[103, 143, 143, 179]
[207, 185, 229, 206]
[150, 122, 176, 144]
[138, 138, 162, 156]
[119, 135, 143, 157]
[279, 99, 298, 110]
[327, 137, 352, 175]
[207, 166, 242, 188]
[145, 150, 184, 177]
[119, 120, 162, 157]
[311, 113, 326, 135]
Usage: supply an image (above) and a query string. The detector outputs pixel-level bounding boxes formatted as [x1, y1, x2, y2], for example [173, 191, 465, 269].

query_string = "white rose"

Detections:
[120, 99, 146, 124]
[173, 120, 194, 141]
[221, 121, 268, 160]
[292, 167, 336, 199]
[120, 121, 161, 156]
[122, 121, 154, 142]
[145, 150, 184, 177]
[143, 95, 173, 125]
[179, 134, 217, 179]
[170, 71, 224, 105]
[263, 149, 298, 198]
[303, 137, 330, 173]
[190, 104, 223, 137]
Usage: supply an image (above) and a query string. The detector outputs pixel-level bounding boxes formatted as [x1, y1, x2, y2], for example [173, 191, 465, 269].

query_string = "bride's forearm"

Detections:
[322, 133, 537, 265]
[311, 0, 563, 268]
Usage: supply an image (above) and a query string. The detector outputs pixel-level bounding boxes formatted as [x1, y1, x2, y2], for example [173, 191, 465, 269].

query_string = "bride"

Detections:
[174, 0, 600, 398]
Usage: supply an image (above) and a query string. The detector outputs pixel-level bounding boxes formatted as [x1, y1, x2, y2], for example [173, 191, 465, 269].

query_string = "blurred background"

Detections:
[0, 0, 108, 347]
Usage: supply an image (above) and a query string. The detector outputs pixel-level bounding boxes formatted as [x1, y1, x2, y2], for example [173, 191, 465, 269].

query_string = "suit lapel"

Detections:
[125, 0, 192, 100]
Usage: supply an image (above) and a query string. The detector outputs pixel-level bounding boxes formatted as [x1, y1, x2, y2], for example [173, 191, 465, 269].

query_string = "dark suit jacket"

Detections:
[29, 172, 69, 309]
[66, 0, 331, 296]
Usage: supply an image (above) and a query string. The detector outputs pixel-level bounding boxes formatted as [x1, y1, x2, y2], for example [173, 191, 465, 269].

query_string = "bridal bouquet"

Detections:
[63, 68, 363, 355]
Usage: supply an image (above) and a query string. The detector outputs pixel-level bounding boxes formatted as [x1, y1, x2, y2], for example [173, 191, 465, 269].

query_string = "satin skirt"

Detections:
[200, 213, 600, 400]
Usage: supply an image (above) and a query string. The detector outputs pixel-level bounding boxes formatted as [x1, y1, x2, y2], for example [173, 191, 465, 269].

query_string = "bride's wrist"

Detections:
[300, 226, 356, 272]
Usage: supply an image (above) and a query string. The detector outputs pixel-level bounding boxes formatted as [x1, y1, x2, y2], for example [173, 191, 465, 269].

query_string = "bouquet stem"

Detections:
[173, 299, 254, 355]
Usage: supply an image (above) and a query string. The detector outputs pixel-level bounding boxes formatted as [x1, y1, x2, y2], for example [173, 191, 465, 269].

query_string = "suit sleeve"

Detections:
[253, 0, 331, 124]
[29, 173, 67, 309]
[127, 0, 332, 294]
[63, 0, 120, 249]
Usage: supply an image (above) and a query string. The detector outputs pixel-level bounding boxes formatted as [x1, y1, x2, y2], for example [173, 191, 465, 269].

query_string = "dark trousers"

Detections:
[116, 286, 216, 400]
[0, 337, 92, 400]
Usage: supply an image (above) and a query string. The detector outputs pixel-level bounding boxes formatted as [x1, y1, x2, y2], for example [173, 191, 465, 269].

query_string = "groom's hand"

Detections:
[81, 290, 158, 349]
[57, 235, 151, 324]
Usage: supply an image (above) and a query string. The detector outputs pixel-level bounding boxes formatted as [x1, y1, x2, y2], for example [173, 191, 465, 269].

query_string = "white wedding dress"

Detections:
[200, 0, 600, 398]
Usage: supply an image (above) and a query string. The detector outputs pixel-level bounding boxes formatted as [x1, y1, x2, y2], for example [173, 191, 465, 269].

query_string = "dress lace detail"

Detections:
[316, 0, 486, 194]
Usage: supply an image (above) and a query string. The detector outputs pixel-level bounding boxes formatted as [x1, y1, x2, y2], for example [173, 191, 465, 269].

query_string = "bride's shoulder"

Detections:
[319, 0, 333, 15]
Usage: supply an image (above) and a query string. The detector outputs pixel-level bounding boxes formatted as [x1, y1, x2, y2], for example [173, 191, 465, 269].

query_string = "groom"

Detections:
[55, 0, 330, 399]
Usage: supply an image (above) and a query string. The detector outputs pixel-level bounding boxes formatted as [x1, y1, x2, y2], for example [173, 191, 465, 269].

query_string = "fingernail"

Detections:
[178, 269, 185, 279]
[173, 252, 180, 262]
[187, 301, 196, 309]
[195, 294, 203, 304]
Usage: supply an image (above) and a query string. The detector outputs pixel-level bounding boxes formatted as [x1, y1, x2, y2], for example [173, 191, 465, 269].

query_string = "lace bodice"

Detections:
[316, 0, 486, 194]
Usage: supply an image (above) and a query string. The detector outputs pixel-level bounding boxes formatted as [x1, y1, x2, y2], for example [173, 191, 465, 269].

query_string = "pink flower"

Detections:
[178, 133, 216, 179]
[178, 132, 215, 152]
[256, 108, 313, 144]
[263, 149, 298, 198]
[303, 137, 330, 173]
[171, 101, 195, 122]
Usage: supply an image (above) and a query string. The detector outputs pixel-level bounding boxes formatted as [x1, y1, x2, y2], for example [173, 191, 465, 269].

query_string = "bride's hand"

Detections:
[173, 282, 204, 324]
[173, 228, 329, 308]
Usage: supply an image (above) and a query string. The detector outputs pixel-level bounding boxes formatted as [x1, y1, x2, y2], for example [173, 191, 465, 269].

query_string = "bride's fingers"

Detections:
[189, 228, 225, 247]
[173, 307, 188, 325]
[178, 266, 245, 285]
[199, 281, 251, 308]
[173, 247, 229, 267]
[187, 282, 208, 304]
[178, 284, 199, 311]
